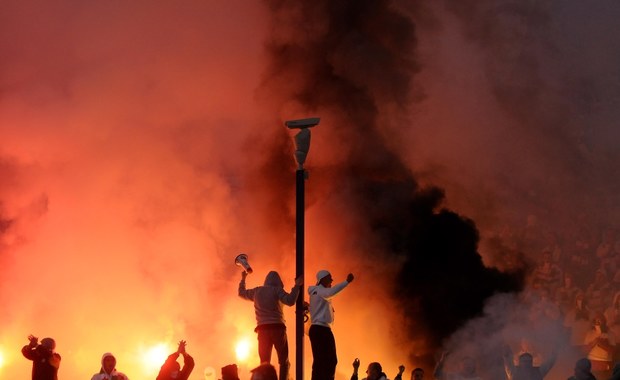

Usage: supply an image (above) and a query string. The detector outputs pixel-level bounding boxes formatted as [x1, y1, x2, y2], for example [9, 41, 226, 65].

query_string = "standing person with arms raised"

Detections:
[308, 269, 354, 380]
[156, 340, 194, 380]
[239, 269, 303, 380]
[21, 334, 61, 380]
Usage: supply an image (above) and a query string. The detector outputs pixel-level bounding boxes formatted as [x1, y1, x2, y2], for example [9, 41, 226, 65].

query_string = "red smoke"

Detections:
[2, 1, 620, 380]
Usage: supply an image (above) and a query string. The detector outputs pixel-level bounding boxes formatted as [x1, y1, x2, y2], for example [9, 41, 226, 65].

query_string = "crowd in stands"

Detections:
[21, 217, 620, 380]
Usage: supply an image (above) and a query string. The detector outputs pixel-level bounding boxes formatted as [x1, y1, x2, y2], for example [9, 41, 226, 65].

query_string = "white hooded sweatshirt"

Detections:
[308, 280, 350, 328]
[91, 353, 129, 380]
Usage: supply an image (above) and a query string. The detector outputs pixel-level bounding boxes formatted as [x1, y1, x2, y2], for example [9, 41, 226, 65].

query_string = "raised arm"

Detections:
[433, 351, 448, 380]
[351, 358, 360, 380]
[502, 345, 515, 380]
[21, 335, 39, 360]
[539, 346, 558, 378]
[314, 274, 354, 299]
[178, 341, 195, 380]
[238, 271, 255, 300]
[280, 276, 304, 306]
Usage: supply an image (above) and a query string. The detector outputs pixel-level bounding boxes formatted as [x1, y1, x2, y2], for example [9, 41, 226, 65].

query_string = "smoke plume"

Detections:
[2, 0, 620, 379]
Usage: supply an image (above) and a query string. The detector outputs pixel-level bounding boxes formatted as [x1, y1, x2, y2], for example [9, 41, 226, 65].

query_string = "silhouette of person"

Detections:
[351, 359, 388, 380]
[308, 269, 354, 380]
[567, 358, 596, 380]
[222, 364, 240, 380]
[250, 363, 278, 380]
[412, 368, 425, 380]
[21, 334, 61, 380]
[239, 270, 303, 380]
[156, 340, 195, 380]
[502, 345, 557, 380]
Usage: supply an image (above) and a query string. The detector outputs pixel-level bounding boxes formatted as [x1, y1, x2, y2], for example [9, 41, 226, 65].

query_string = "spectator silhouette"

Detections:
[351, 359, 388, 380]
[250, 363, 278, 380]
[239, 270, 302, 380]
[21, 334, 61, 380]
[308, 270, 354, 380]
[567, 358, 596, 380]
[221, 364, 240, 380]
[502, 344, 557, 380]
[156, 340, 194, 380]
[412, 368, 425, 380]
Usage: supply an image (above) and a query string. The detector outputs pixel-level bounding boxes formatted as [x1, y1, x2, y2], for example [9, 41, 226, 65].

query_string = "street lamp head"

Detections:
[286, 117, 319, 169]
[294, 128, 311, 169]
[285, 117, 320, 129]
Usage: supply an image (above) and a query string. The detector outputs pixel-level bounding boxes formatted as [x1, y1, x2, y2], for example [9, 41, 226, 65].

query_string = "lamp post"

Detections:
[286, 117, 320, 380]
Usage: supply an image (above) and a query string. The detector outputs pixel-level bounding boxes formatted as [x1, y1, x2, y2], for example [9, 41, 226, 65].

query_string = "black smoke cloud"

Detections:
[259, 0, 525, 366]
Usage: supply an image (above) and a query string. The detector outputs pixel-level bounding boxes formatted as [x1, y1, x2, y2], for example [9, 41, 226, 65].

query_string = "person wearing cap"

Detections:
[21, 334, 61, 380]
[156, 340, 194, 380]
[308, 269, 354, 380]
[239, 270, 303, 380]
[91, 352, 129, 380]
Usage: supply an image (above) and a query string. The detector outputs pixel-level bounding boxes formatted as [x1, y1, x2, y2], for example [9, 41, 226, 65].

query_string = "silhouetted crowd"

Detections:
[22, 221, 620, 380]
[22, 335, 277, 380]
[337, 220, 620, 380]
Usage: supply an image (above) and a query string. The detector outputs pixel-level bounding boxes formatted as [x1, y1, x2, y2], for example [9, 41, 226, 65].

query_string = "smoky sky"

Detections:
[2, 0, 620, 379]
[259, 0, 528, 366]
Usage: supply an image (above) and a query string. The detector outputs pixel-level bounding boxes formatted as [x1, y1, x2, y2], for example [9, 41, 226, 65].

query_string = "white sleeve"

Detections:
[314, 281, 349, 299]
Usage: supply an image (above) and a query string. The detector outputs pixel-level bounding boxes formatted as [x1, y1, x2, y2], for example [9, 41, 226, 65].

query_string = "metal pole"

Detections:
[295, 168, 305, 380]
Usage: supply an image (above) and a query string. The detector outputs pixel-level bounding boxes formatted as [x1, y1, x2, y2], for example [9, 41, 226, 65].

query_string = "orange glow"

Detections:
[235, 338, 252, 363]
[0, 348, 5, 369]
[139, 342, 172, 377]
[204, 366, 216, 380]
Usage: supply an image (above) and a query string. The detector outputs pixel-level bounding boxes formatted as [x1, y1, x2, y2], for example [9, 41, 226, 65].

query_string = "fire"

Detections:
[140, 342, 171, 376]
[234, 338, 252, 363]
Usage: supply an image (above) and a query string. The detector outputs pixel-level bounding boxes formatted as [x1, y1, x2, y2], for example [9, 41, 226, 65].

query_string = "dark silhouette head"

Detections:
[222, 364, 240, 380]
[250, 363, 277, 380]
[518, 353, 534, 369]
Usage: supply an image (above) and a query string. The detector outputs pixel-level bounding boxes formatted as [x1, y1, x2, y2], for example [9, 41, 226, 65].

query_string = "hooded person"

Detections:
[21, 335, 61, 380]
[239, 270, 303, 380]
[307, 269, 355, 380]
[156, 340, 194, 380]
[91, 352, 129, 380]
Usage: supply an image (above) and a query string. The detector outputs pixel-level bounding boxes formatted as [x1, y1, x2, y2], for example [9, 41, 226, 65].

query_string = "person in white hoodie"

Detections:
[239, 270, 303, 380]
[91, 352, 129, 380]
[308, 269, 354, 380]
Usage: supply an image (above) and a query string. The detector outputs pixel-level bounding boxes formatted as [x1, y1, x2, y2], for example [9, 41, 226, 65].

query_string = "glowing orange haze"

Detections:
[4, 1, 619, 379]
[0, 1, 412, 379]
